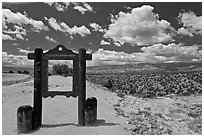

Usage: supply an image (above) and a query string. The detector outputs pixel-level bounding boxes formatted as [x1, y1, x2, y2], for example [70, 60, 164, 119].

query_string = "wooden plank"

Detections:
[41, 59, 48, 96]
[27, 53, 35, 59]
[33, 48, 43, 130]
[73, 59, 78, 95]
[78, 49, 86, 126]
[28, 53, 92, 60]
[42, 91, 77, 98]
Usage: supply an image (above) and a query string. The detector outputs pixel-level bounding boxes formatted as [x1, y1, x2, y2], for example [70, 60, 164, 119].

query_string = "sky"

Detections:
[1, 1, 202, 67]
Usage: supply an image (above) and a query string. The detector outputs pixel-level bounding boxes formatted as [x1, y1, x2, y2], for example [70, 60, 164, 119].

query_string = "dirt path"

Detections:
[115, 94, 202, 135]
[2, 75, 201, 135]
[2, 76, 130, 135]
[2, 74, 33, 86]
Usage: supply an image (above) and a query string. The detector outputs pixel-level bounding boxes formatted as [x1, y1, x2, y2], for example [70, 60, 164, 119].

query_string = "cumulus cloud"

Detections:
[104, 5, 175, 46]
[2, 8, 48, 41]
[114, 42, 121, 47]
[178, 11, 202, 35]
[88, 43, 201, 66]
[177, 27, 193, 37]
[141, 43, 202, 62]
[46, 17, 62, 31]
[45, 2, 70, 12]
[3, 25, 27, 40]
[2, 33, 14, 40]
[3, 8, 48, 31]
[45, 17, 91, 37]
[45, 36, 57, 43]
[2, 51, 34, 67]
[100, 40, 110, 45]
[74, 6, 87, 14]
[3, 25, 26, 35]
[90, 23, 106, 33]
[73, 3, 93, 14]
[16, 34, 24, 40]
[18, 48, 33, 54]
[45, 2, 93, 14]
[71, 25, 91, 36]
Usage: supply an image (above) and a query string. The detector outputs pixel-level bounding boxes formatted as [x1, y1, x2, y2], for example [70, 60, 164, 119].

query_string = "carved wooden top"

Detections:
[44, 45, 77, 56]
[28, 45, 92, 60]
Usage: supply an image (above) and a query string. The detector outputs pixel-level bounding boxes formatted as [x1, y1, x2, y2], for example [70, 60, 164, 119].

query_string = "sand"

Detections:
[2, 74, 202, 135]
[2, 75, 130, 135]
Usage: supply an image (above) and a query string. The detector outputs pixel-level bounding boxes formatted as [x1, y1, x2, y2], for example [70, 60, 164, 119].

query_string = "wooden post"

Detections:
[78, 49, 86, 126]
[33, 48, 43, 130]
[17, 105, 33, 133]
[73, 59, 78, 95]
[85, 97, 97, 125]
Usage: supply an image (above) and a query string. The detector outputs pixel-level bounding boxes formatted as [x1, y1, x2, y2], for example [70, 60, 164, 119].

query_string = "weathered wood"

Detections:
[41, 59, 48, 98]
[28, 53, 92, 60]
[27, 53, 35, 60]
[78, 49, 86, 126]
[42, 91, 77, 98]
[26, 45, 92, 129]
[73, 59, 79, 95]
[33, 48, 43, 130]
[85, 97, 97, 125]
[17, 105, 33, 133]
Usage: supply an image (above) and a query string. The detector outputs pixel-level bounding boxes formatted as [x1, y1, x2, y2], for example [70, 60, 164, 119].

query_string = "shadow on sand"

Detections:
[21, 119, 119, 134]
[40, 119, 119, 128]
[91, 119, 120, 127]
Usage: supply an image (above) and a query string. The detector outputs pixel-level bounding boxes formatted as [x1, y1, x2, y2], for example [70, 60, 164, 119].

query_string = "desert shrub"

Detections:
[17, 70, 22, 74]
[87, 71, 202, 97]
[23, 70, 30, 74]
[52, 63, 73, 76]
[102, 79, 113, 89]
[8, 70, 14, 73]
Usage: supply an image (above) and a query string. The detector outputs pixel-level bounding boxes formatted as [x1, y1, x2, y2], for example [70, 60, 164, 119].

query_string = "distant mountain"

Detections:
[87, 61, 202, 74]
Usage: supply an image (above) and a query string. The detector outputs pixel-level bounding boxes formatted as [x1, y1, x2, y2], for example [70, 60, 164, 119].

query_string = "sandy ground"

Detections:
[2, 75, 130, 135]
[2, 74, 32, 86]
[2, 74, 202, 135]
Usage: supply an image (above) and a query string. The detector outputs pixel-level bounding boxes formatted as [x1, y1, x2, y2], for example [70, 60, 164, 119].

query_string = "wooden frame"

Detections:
[28, 45, 92, 129]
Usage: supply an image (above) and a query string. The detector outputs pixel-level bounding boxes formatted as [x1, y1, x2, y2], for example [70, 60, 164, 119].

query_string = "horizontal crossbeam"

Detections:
[42, 91, 78, 98]
[27, 53, 92, 60]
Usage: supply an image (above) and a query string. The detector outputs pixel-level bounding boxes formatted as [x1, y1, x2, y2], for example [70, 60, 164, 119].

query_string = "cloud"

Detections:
[87, 43, 201, 66]
[3, 8, 48, 32]
[3, 25, 26, 35]
[74, 6, 87, 14]
[2, 8, 48, 41]
[100, 40, 110, 45]
[177, 27, 193, 37]
[44, 2, 70, 12]
[90, 23, 106, 33]
[114, 42, 121, 47]
[104, 5, 175, 46]
[2, 51, 34, 67]
[46, 17, 62, 31]
[46, 17, 91, 37]
[45, 2, 93, 14]
[178, 11, 202, 35]
[45, 36, 57, 43]
[83, 3, 93, 12]
[141, 43, 202, 62]
[18, 48, 33, 54]
[3, 25, 27, 40]
[16, 34, 24, 40]
[73, 3, 93, 14]
[2, 33, 14, 40]
[71, 25, 91, 36]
